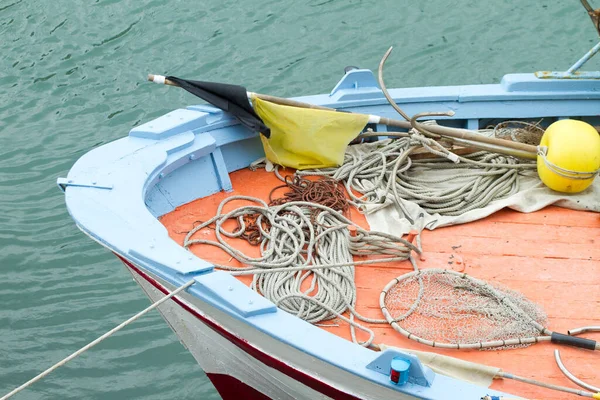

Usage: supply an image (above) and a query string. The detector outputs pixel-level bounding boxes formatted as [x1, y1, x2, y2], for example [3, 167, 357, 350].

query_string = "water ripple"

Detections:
[93, 19, 140, 48]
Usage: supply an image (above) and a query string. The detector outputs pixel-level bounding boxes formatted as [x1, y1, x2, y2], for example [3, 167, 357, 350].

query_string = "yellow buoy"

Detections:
[537, 119, 600, 193]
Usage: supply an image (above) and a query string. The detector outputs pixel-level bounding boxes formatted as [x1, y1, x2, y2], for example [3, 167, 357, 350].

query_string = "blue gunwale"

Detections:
[59, 69, 600, 399]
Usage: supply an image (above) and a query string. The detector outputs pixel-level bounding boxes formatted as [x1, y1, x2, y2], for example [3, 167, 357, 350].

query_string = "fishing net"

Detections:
[493, 120, 545, 146]
[381, 268, 548, 350]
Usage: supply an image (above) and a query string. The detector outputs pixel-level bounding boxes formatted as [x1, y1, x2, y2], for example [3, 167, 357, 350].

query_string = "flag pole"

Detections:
[147, 74, 538, 160]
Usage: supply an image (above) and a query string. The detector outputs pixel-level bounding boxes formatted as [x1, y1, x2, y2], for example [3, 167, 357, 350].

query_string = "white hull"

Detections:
[128, 264, 329, 399]
[122, 259, 423, 400]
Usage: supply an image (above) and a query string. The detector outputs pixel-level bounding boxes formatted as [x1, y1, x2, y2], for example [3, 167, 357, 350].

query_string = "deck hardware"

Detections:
[329, 68, 381, 96]
[56, 177, 113, 192]
[366, 349, 434, 387]
[389, 357, 411, 385]
[210, 148, 233, 192]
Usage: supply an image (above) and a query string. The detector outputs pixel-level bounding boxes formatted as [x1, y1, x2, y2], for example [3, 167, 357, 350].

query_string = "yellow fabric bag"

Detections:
[251, 96, 369, 170]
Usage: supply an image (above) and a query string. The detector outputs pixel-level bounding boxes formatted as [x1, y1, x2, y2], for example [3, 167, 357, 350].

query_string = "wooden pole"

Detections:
[147, 74, 538, 159]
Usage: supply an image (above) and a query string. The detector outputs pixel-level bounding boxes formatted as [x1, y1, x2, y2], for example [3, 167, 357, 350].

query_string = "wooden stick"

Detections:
[382, 119, 538, 156]
[147, 74, 538, 159]
[409, 146, 479, 160]
[148, 74, 178, 87]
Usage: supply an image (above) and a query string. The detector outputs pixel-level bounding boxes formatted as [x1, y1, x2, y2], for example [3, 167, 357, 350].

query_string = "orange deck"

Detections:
[160, 168, 600, 400]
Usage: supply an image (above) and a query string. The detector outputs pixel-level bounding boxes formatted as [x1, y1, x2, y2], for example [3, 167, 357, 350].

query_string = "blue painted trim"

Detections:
[329, 69, 383, 98]
[466, 119, 479, 130]
[57, 177, 113, 192]
[535, 70, 600, 79]
[60, 68, 600, 399]
[142, 132, 215, 195]
[130, 108, 211, 140]
[128, 248, 213, 277]
[210, 147, 233, 192]
[193, 273, 277, 317]
[501, 73, 600, 94]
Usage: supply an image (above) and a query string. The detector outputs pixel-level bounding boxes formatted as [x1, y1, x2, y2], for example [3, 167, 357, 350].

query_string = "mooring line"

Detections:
[1, 279, 196, 400]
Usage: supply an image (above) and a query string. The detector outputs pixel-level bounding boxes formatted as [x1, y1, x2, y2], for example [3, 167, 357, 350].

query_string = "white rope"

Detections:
[185, 131, 536, 346]
[537, 146, 599, 180]
[183, 197, 419, 347]
[297, 134, 536, 219]
[1, 279, 196, 400]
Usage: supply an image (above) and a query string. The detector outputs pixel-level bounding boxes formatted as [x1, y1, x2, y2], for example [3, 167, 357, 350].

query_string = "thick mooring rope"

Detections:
[0, 279, 196, 400]
[297, 134, 536, 218]
[183, 196, 420, 346]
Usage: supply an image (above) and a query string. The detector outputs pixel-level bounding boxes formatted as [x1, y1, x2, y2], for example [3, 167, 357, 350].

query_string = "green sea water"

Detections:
[0, 1, 596, 398]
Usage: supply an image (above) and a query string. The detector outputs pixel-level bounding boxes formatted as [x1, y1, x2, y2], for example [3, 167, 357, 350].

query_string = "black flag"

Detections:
[166, 76, 271, 138]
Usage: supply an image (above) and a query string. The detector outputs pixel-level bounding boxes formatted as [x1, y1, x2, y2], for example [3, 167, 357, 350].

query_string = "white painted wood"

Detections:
[126, 266, 421, 400]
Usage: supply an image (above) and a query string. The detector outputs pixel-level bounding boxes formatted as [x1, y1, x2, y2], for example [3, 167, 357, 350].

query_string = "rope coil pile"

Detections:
[184, 195, 419, 346]
[297, 133, 536, 219]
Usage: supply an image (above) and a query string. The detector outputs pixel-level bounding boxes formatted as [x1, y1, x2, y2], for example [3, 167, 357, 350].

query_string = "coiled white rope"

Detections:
[297, 134, 536, 219]
[185, 133, 537, 345]
[184, 196, 420, 347]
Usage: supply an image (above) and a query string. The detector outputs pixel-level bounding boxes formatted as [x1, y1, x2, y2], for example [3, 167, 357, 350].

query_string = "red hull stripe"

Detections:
[117, 255, 363, 400]
[206, 373, 273, 400]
